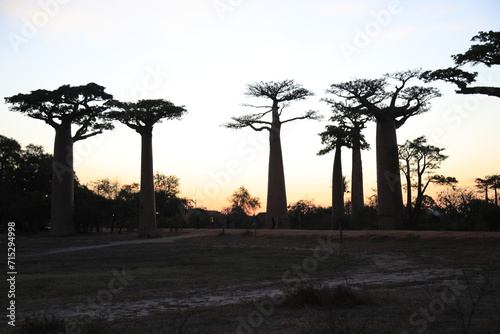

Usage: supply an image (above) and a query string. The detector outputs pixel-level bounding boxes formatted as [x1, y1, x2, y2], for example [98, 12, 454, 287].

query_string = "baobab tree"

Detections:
[321, 101, 371, 226]
[327, 70, 441, 229]
[109, 99, 186, 238]
[318, 124, 351, 230]
[224, 79, 319, 228]
[422, 30, 500, 98]
[5, 83, 113, 236]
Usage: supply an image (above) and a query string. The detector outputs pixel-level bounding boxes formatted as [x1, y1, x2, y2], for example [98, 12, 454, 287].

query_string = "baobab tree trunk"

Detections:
[375, 117, 405, 229]
[332, 146, 344, 230]
[350, 142, 364, 229]
[266, 106, 289, 229]
[139, 130, 160, 237]
[51, 122, 75, 236]
[404, 164, 412, 221]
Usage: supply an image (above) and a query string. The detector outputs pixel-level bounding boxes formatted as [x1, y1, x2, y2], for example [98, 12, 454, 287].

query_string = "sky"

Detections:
[1, 0, 500, 211]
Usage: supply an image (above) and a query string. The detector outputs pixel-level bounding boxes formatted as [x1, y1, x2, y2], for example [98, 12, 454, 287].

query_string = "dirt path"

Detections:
[23, 229, 500, 258]
[23, 229, 214, 257]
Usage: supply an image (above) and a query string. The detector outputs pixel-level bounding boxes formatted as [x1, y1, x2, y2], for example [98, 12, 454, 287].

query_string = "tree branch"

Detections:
[241, 103, 272, 109]
[73, 129, 103, 142]
[456, 86, 500, 98]
[281, 110, 321, 124]
[249, 124, 271, 132]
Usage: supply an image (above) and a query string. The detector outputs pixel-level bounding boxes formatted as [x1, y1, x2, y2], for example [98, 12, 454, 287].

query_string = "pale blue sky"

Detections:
[1, 0, 500, 210]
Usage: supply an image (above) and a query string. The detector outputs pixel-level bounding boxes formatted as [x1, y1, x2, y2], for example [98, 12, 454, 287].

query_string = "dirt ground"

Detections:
[9, 229, 500, 333]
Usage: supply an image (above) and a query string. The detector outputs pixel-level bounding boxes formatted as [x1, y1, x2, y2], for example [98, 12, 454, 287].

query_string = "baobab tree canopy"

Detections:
[5, 83, 114, 140]
[245, 79, 314, 103]
[422, 30, 500, 98]
[226, 80, 319, 131]
[328, 70, 441, 127]
[453, 30, 500, 67]
[108, 99, 186, 133]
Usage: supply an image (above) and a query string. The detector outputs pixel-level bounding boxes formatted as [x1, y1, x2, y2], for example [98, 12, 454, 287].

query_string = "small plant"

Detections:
[455, 264, 496, 334]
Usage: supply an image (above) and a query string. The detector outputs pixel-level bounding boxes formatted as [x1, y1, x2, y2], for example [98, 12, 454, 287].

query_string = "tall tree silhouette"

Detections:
[321, 101, 371, 227]
[109, 99, 186, 237]
[224, 80, 319, 228]
[327, 70, 440, 229]
[422, 31, 500, 98]
[475, 176, 493, 203]
[318, 125, 350, 230]
[488, 174, 500, 206]
[5, 83, 113, 236]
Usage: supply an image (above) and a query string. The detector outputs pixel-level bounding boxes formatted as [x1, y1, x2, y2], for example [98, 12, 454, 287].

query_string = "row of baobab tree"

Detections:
[4, 30, 498, 237]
